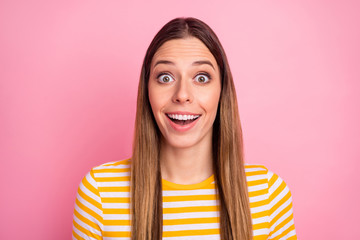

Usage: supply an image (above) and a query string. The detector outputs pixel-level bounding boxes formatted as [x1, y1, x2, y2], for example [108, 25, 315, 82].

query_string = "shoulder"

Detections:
[79, 159, 131, 187]
[91, 158, 131, 179]
[245, 164, 297, 238]
[245, 164, 287, 184]
[244, 164, 293, 197]
[244, 164, 270, 186]
[92, 158, 131, 171]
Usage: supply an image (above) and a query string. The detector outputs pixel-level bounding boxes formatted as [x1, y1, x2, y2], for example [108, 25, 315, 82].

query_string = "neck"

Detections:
[160, 137, 213, 185]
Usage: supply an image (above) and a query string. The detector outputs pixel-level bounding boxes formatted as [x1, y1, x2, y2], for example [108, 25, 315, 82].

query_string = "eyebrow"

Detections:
[153, 60, 215, 70]
[153, 60, 175, 68]
[192, 60, 215, 70]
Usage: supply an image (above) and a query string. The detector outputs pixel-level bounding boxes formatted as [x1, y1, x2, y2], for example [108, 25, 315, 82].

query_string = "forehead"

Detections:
[151, 37, 217, 68]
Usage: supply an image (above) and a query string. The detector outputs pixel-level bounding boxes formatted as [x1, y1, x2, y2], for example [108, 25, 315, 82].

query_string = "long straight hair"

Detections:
[131, 17, 253, 240]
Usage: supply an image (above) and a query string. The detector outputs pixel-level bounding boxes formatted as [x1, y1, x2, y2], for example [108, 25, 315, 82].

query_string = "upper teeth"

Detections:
[167, 114, 200, 120]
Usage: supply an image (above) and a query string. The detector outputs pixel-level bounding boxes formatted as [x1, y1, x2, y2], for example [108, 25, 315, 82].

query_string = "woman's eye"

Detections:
[158, 74, 174, 83]
[195, 74, 210, 83]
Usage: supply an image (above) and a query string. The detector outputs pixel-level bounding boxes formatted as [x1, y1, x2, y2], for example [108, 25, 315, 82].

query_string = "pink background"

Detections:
[1, 0, 359, 239]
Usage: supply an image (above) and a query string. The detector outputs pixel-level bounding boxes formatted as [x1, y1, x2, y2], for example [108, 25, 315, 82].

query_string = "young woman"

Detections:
[72, 17, 297, 240]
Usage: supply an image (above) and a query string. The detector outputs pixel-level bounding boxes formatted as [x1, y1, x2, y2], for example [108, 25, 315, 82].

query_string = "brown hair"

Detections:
[131, 17, 252, 240]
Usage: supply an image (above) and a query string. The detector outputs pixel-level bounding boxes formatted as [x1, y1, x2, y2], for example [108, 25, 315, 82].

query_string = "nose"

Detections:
[172, 78, 193, 104]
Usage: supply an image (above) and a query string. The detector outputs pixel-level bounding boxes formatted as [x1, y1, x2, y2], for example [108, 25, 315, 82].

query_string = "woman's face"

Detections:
[148, 37, 221, 149]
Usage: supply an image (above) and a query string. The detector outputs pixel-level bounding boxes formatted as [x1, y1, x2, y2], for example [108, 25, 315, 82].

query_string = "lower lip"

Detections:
[166, 116, 200, 132]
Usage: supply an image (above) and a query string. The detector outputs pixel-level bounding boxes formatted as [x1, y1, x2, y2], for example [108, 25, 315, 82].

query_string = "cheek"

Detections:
[148, 83, 168, 116]
[201, 87, 221, 115]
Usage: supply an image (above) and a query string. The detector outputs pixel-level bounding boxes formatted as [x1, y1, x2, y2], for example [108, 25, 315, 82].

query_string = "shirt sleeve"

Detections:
[72, 169, 104, 240]
[267, 170, 297, 240]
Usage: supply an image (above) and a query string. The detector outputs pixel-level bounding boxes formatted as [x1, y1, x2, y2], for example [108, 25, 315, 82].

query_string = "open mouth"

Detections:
[166, 113, 201, 125]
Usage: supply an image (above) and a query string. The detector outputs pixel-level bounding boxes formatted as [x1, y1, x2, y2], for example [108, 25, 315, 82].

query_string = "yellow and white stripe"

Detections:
[72, 159, 297, 240]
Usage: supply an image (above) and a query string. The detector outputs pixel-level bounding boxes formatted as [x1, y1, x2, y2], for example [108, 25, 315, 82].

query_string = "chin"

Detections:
[167, 140, 198, 149]
[162, 132, 209, 150]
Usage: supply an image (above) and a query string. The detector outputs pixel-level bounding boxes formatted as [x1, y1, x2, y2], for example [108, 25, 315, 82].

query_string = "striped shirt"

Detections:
[72, 159, 296, 239]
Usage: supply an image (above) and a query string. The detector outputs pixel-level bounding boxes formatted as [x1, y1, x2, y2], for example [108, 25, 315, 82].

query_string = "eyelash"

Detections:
[157, 72, 175, 83]
[156, 72, 212, 83]
[195, 72, 212, 83]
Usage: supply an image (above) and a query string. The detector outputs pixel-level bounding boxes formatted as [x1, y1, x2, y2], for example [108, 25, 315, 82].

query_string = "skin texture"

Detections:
[148, 37, 221, 184]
